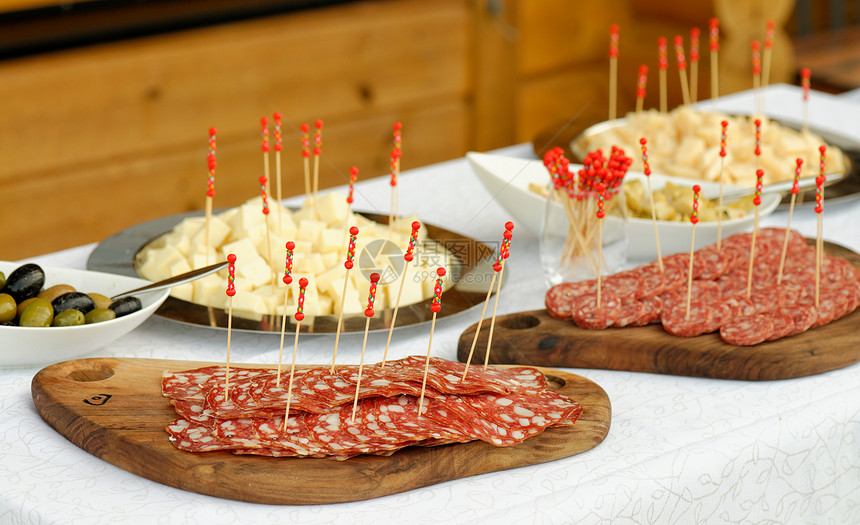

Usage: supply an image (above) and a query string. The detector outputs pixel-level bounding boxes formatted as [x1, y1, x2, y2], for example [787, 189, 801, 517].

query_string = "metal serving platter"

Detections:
[87, 210, 505, 335]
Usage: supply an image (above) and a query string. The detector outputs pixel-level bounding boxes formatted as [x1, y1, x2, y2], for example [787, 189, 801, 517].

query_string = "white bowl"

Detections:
[467, 152, 782, 261]
[0, 261, 169, 368]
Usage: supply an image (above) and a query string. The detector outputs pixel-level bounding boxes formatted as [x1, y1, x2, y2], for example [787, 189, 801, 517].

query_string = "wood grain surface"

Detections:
[31, 358, 610, 505]
[457, 242, 860, 381]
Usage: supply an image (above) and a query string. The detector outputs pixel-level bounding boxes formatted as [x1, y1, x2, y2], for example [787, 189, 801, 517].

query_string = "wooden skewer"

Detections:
[282, 277, 308, 430]
[417, 268, 445, 418]
[635, 65, 648, 114]
[273, 113, 284, 233]
[801, 68, 811, 135]
[312, 120, 323, 211]
[716, 120, 728, 251]
[481, 222, 514, 371]
[762, 20, 775, 90]
[382, 221, 421, 367]
[777, 160, 803, 284]
[639, 138, 663, 272]
[689, 27, 700, 104]
[300, 123, 312, 205]
[751, 41, 762, 116]
[658, 37, 668, 113]
[674, 35, 691, 106]
[814, 145, 827, 307]
[709, 18, 719, 108]
[609, 24, 619, 120]
[351, 273, 380, 422]
[685, 185, 701, 319]
[260, 118, 271, 196]
[331, 226, 358, 372]
[746, 170, 764, 298]
[276, 242, 295, 383]
[205, 127, 216, 266]
[224, 254, 237, 397]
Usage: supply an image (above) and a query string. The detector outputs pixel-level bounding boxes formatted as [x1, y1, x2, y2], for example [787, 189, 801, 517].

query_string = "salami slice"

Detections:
[545, 281, 596, 319]
[660, 299, 713, 337]
[765, 310, 796, 341]
[611, 299, 646, 328]
[719, 314, 774, 346]
[570, 292, 622, 329]
[166, 418, 242, 453]
[628, 295, 663, 326]
[782, 304, 818, 336]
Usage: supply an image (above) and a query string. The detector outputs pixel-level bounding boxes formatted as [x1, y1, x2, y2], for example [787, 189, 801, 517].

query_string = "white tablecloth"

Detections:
[2, 85, 859, 524]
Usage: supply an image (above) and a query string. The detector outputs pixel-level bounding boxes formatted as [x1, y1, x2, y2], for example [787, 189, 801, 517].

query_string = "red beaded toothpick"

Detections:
[609, 24, 620, 120]
[381, 221, 422, 366]
[746, 169, 765, 298]
[300, 123, 311, 200]
[283, 276, 309, 430]
[777, 159, 804, 283]
[716, 120, 729, 250]
[709, 18, 720, 104]
[658, 36, 668, 112]
[674, 35, 691, 105]
[482, 221, 514, 370]
[331, 226, 359, 371]
[689, 27, 700, 103]
[418, 267, 446, 416]
[635, 65, 648, 113]
[224, 254, 237, 396]
[685, 185, 701, 318]
[276, 241, 297, 383]
[352, 272, 380, 422]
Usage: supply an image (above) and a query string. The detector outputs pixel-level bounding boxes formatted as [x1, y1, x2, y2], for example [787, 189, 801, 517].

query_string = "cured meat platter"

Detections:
[31, 357, 610, 505]
[457, 240, 860, 381]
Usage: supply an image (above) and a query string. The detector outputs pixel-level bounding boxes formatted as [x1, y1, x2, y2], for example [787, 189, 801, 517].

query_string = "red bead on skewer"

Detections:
[283, 241, 295, 285]
[430, 268, 446, 313]
[674, 35, 687, 70]
[658, 37, 668, 71]
[764, 20, 775, 49]
[819, 145, 827, 181]
[273, 113, 282, 152]
[754, 169, 764, 206]
[801, 68, 811, 101]
[690, 27, 700, 62]
[404, 221, 421, 262]
[754, 119, 762, 157]
[300, 123, 311, 158]
[751, 41, 761, 76]
[344, 226, 359, 269]
[636, 65, 648, 99]
[259, 175, 270, 215]
[347, 166, 358, 204]
[792, 158, 804, 194]
[207, 128, 217, 197]
[226, 254, 237, 297]
[691, 185, 701, 224]
[260, 117, 270, 153]
[295, 277, 308, 322]
[364, 273, 380, 317]
[609, 24, 619, 58]
[313, 120, 323, 156]
[639, 137, 651, 176]
[720, 120, 728, 157]
[709, 18, 719, 51]
[390, 149, 400, 187]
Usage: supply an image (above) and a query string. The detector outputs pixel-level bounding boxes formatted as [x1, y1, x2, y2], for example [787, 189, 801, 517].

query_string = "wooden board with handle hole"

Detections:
[457, 242, 860, 381]
[31, 357, 610, 505]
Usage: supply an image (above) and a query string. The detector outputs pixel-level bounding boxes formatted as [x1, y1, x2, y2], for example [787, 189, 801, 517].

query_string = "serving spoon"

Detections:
[110, 261, 228, 300]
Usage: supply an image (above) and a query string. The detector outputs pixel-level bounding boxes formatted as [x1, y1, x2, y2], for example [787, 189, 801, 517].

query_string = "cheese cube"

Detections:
[297, 219, 326, 243]
[291, 205, 319, 224]
[236, 255, 274, 288]
[317, 228, 345, 253]
[170, 283, 194, 302]
[190, 215, 232, 250]
[220, 238, 259, 264]
[315, 192, 349, 225]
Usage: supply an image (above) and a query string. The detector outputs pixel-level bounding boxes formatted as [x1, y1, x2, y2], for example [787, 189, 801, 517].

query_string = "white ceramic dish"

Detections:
[467, 152, 782, 261]
[0, 261, 169, 368]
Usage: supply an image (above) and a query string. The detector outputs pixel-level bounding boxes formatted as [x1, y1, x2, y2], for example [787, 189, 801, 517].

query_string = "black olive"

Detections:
[1, 263, 45, 303]
[108, 296, 142, 318]
[51, 291, 96, 315]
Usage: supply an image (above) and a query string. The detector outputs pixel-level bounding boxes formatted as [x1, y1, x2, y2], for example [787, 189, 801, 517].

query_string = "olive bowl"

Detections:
[0, 261, 169, 368]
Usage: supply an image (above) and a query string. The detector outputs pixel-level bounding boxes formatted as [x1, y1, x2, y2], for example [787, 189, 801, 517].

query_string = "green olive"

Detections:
[85, 308, 116, 324]
[0, 271, 6, 290]
[19, 298, 54, 327]
[52, 308, 85, 327]
[17, 297, 37, 318]
[39, 284, 77, 303]
[0, 293, 16, 323]
[88, 293, 112, 310]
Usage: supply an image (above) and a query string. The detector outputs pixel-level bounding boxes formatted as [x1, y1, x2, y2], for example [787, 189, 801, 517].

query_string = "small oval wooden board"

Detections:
[458, 242, 860, 381]
[31, 357, 610, 505]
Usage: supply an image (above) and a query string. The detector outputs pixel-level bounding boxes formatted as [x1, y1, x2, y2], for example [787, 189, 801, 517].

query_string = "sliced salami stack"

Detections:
[545, 228, 860, 345]
[162, 357, 582, 460]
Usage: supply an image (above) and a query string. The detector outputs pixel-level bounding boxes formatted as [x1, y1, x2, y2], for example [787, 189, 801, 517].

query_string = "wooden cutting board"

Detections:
[31, 357, 610, 505]
[457, 242, 860, 381]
